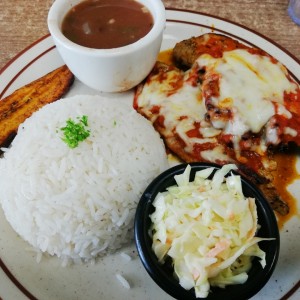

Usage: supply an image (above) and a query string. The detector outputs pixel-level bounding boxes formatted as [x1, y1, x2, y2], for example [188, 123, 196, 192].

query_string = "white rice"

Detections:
[115, 273, 131, 289]
[120, 252, 132, 262]
[0, 95, 168, 263]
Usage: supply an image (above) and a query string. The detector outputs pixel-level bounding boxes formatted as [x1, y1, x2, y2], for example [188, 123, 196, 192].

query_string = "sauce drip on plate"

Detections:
[272, 150, 300, 227]
[62, 0, 153, 49]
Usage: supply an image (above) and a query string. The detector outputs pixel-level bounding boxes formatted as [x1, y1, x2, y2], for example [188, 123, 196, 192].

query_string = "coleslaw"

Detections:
[150, 164, 272, 298]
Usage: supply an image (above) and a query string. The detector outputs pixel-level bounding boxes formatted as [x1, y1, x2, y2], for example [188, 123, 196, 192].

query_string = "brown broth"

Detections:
[62, 0, 153, 49]
[158, 48, 300, 227]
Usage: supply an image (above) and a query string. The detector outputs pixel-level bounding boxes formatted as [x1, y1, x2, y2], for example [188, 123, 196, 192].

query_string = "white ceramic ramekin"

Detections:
[48, 0, 165, 92]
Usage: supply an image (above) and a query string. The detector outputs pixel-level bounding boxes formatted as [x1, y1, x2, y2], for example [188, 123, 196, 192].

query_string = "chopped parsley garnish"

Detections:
[60, 115, 90, 148]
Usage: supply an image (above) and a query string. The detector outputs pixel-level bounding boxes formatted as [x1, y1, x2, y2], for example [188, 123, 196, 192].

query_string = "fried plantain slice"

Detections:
[0, 65, 74, 148]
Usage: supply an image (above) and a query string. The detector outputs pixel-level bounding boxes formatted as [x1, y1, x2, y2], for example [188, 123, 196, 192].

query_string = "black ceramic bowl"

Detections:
[134, 162, 280, 300]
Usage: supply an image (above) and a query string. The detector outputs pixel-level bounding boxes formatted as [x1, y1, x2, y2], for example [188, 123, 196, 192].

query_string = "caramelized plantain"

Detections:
[0, 65, 74, 148]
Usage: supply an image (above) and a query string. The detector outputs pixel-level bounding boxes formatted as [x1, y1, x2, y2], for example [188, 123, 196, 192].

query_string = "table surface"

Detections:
[0, 0, 300, 71]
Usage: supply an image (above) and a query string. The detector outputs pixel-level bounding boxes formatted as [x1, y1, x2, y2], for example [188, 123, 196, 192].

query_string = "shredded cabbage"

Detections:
[150, 164, 273, 298]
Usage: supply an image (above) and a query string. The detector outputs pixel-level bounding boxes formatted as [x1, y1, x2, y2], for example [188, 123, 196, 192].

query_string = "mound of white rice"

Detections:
[0, 95, 168, 264]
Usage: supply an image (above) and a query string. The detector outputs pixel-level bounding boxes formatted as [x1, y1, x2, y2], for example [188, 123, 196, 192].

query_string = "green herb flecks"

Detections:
[60, 115, 90, 148]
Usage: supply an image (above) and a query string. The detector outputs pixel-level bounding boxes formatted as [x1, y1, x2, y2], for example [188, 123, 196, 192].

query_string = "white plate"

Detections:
[0, 9, 299, 300]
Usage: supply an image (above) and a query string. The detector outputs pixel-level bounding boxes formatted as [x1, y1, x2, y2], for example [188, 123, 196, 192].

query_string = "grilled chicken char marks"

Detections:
[173, 33, 249, 69]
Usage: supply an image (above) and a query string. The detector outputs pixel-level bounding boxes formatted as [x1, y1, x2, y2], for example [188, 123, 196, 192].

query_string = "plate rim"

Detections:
[0, 7, 299, 300]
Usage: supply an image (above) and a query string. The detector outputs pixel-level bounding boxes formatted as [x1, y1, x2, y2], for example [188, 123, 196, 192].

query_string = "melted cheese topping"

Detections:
[137, 67, 229, 161]
[137, 70, 204, 134]
[197, 49, 297, 135]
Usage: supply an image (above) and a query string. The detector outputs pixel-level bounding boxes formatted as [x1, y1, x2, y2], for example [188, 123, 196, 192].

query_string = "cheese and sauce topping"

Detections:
[135, 47, 300, 168]
[135, 64, 231, 163]
[198, 49, 297, 136]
